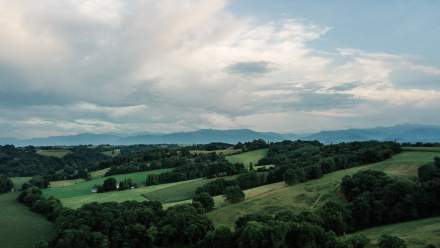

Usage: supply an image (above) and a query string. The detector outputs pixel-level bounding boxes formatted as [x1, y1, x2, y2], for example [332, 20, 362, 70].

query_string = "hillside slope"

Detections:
[207, 150, 440, 228]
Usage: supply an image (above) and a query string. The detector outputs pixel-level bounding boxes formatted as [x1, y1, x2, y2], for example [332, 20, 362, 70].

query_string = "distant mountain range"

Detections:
[2, 124, 440, 146]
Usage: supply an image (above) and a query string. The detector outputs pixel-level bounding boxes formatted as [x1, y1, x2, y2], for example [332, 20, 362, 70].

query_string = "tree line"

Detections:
[0, 145, 110, 180]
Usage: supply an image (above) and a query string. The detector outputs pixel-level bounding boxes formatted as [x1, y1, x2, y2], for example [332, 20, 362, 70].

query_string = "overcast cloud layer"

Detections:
[1, 0, 440, 138]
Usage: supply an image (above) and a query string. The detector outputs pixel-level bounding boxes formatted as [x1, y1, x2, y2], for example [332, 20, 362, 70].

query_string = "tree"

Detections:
[283, 169, 298, 186]
[0, 175, 14, 193]
[198, 226, 234, 248]
[238, 221, 272, 248]
[103, 178, 117, 192]
[378, 235, 406, 248]
[193, 192, 214, 211]
[224, 186, 245, 204]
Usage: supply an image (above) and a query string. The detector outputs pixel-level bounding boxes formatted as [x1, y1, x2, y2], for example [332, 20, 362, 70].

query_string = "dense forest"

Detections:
[0, 145, 110, 180]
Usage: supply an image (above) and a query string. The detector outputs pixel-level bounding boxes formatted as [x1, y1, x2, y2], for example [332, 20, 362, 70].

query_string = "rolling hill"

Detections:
[2, 124, 440, 146]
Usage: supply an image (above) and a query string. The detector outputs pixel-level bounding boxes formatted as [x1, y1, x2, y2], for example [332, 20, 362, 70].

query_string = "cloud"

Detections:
[226, 61, 274, 76]
[0, 0, 439, 137]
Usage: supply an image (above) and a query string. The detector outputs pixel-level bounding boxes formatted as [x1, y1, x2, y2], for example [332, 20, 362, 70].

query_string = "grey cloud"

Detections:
[226, 61, 274, 76]
[293, 92, 362, 111]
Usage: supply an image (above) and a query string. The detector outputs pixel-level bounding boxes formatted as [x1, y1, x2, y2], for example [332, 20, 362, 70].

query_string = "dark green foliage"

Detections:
[22, 176, 50, 190]
[340, 165, 440, 229]
[0, 145, 109, 180]
[336, 234, 370, 248]
[236, 172, 267, 190]
[0, 175, 14, 193]
[238, 221, 273, 248]
[157, 204, 214, 246]
[285, 222, 336, 248]
[17, 187, 63, 221]
[224, 186, 245, 203]
[283, 169, 299, 186]
[378, 235, 406, 248]
[103, 178, 117, 191]
[262, 141, 401, 184]
[196, 178, 239, 196]
[197, 225, 234, 248]
[317, 201, 352, 235]
[193, 192, 214, 211]
[234, 139, 269, 152]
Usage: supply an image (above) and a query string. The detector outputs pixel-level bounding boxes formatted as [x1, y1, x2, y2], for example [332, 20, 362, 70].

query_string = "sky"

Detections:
[1, 0, 440, 138]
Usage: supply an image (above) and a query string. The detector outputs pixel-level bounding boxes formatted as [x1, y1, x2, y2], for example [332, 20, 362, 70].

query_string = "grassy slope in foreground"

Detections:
[226, 148, 268, 168]
[0, 193, 53, 248]
[356, 217, 440, 248]
[43, 168, 171, 199]
[207, 151, 440, 228]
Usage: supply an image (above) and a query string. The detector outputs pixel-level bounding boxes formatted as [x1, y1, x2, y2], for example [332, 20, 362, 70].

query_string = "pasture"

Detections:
[226, 148, 268, 168]
[0, 193, 53, 248]
[356, 217, 440, 247]
[207, 151, 440, 228]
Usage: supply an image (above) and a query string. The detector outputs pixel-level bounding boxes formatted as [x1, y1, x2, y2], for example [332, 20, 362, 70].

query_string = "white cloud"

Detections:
[0, 0, 439, 137]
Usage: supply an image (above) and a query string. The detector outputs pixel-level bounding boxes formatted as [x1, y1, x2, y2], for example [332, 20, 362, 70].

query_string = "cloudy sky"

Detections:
[1, 0, 440, 138]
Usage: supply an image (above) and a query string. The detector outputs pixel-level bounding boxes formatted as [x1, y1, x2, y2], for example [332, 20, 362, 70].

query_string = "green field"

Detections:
[90, 167, 110, 178]
[58, 180, 196, 209]
[226, 148, 268, 168]
[356, 217, 440, 247]
[43, 168, 171, 199]
[143, 178, 220, 203]
[0, 193, 53, 248]
[207, 151, 440, 228]
[403, 146, 440, 152]
[11, 177, 31, 189]
[102, 149, 121, 157]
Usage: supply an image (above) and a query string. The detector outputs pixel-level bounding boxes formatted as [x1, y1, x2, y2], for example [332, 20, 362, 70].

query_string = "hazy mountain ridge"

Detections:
[2, 124, 440, 146]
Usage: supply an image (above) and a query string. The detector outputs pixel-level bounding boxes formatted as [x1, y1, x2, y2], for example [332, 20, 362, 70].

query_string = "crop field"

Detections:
[226, 148, 268, 168]
[36, 149, 70, 158]
[43, 168, 172, 199]
[356, 217, 440, 247]
[207, 151, 440, 228]
[0, 193, 53, 248]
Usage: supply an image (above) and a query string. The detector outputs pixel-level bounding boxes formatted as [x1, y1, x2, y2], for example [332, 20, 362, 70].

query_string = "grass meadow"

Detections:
[0, 193, 53, 248]
[226, 148, 268, 168]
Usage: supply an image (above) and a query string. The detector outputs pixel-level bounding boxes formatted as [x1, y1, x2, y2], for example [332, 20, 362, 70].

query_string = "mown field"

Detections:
[226, 148, 268, 168]
[43, 168, 171, 199]
[356, 217, 440, 248]
[0, 193, 53, 248]
[207, 150, 440, 228]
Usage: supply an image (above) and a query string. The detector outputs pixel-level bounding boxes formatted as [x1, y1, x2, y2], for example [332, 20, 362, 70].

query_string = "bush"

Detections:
[224, 186, 245, 204]
[0, 175, 14, 193]
[193, 192, 215, 211]
[283, 169, 298, 186]
[378, 235, 406, 248]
